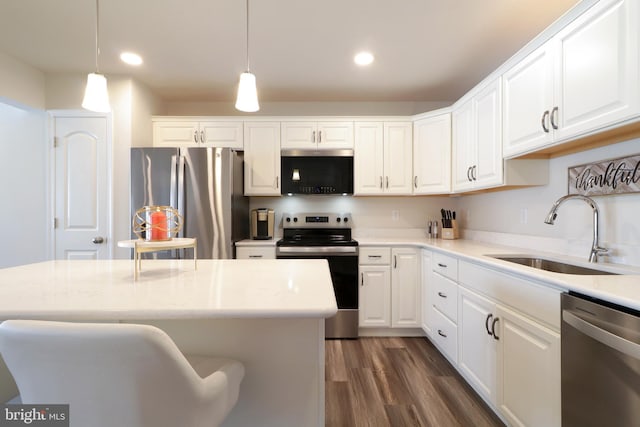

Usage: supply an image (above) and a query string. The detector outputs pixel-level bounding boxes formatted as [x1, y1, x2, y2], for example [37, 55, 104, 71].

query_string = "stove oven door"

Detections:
[276, 251, 358, 339]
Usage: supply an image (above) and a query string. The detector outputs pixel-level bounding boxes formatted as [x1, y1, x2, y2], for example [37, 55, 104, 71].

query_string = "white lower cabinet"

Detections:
[458, 286, 498, 405]
[391, 248, 421, 327]
[457, 260, 561, 427]
[496, 304, 560, 427]
[421, 249, 433, 337]
[359, 265, 391, 327]
[235, 246, 276, 259]
[359, 246, 420, 329]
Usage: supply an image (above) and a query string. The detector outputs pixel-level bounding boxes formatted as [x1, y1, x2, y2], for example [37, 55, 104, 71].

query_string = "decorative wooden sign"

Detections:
[568, 154, 640, 196]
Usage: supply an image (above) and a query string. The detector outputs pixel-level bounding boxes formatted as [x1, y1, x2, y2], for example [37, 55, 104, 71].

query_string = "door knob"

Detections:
[92, 237, 105, 244]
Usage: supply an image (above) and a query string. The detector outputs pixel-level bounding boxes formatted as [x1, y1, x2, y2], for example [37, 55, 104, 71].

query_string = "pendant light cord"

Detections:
[246, 0, 250, 72]
[94, 0, 100, 73]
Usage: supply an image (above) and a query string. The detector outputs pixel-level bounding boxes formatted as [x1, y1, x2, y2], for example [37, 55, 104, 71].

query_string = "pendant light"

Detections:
[235, 0, 259, 112]
[82, 0, 110, 113]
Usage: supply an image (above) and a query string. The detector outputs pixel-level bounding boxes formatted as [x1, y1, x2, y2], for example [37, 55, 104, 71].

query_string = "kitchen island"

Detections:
[0, 259, 337, 427]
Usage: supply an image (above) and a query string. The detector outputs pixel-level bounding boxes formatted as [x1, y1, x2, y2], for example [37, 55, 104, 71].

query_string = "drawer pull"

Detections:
[437, 292, 447, 299]
[249, 255, 263, 258]
[491, 317, 500, 340]
[437, 329, 447, 338]
[361, 272, 364, 287]
[368, 255, 382, 259]
[437, 263, 447, 268]
[485, 313, 493, 336]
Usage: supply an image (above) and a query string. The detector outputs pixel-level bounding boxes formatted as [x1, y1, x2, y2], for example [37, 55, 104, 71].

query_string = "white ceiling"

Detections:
[0, 0, 579, 103]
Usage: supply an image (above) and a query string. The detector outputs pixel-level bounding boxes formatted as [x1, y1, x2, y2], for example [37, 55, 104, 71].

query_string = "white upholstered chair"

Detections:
[0, 320, 244, 427]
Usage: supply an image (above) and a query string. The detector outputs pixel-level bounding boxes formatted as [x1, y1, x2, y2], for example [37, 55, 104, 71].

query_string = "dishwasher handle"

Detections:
[563, 309, 640, 360]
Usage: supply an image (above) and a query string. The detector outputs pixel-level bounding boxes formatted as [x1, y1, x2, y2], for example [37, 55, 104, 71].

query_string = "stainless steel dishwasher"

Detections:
[561, 292, 640, 427]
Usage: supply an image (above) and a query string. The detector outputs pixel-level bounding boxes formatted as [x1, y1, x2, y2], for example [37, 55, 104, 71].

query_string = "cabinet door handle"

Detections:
[393, 255, 397, 269]
[361, 272, 364, 286]
[437, 263, 447, 268]
[312, 130, 316, 143]
[485, 313, 494, 336]
[200, 130, 205, 143]
[414, 176, 418, 188]
[275, 176, 279, 189]
[318, 130, 322, 143]
[541, 110, 550, 133]
[551, 106, 559, 130]
[385, 176, 389, 189]
[194, 130, 199, 143]
[491, 317, 500, 340]
[437, 292, 447, 299]
[379, 176, 383, 189]
[472, 165, 477, 181]
[437, 329, 448, 338]
[249, 255, 263, 258]
[467, 166, 473, 182]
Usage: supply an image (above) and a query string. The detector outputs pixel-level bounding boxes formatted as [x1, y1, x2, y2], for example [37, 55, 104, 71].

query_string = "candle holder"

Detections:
[133, 206, 183, 241]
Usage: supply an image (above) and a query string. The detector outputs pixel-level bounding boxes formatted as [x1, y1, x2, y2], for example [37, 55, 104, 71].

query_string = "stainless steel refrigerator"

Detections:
[130, 147, 249, 259]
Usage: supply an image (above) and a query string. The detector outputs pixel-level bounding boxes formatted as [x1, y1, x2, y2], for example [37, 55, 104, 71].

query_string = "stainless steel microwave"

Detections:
[280, 150, 354, 195]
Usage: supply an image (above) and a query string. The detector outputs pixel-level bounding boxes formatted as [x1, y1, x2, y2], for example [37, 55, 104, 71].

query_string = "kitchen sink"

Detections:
[490, 256, 619, 275]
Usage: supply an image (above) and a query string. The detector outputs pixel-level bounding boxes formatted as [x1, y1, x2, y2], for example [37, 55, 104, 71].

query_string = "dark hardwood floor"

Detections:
[325, 337, 505, 427]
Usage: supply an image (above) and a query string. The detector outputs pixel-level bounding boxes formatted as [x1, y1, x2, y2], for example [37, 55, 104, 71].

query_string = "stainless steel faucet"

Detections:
[544, 194, 609, 263]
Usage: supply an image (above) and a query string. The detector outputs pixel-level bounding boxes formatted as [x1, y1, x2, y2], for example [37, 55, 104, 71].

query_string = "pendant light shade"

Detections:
[235, 72, 259, 113]
[235, 0, 259, 112]
[83, 0, 110, 113]
[82, 73, 110, 113]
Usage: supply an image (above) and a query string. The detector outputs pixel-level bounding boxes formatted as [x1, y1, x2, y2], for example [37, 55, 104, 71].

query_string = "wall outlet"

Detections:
[392, 210, 399, 221]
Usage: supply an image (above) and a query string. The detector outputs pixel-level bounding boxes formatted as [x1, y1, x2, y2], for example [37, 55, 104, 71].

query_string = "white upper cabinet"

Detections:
[452, 100, 476, 192]
[354, 122, 413, 195]
[453, 78, 503, 192]
[503, 45, 555, 156]
[153, 119, 243, 149]
[413, 113, 451, 194]
[243, 122, 281, 196]
[554, 0, 639, 140]
[503, 0, 639, 157]
[281, 121, 353, 150]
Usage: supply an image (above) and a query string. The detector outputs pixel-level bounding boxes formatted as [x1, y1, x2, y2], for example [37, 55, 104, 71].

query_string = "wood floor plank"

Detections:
[326, 381, 356, 427]
[326, 339, 348, 381]
[326, 337, 505, 427]
[348, 367, 390, 427]
[431, 376, 504, 427]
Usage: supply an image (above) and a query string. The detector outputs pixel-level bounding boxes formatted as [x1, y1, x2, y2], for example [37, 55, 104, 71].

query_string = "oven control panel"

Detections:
[282, 212, 352, 228]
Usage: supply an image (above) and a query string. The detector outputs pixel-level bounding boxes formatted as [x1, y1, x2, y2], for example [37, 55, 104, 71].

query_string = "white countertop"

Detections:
[358, 236, 640, 312]
[0, 259, 337, 320]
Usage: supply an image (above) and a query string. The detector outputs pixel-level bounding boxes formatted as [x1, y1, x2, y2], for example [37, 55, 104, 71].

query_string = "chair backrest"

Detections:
[0, 320, 222, 427]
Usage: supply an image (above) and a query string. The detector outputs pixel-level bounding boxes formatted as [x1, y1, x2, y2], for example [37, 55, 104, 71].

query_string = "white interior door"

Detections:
[54, 114, 110, 260]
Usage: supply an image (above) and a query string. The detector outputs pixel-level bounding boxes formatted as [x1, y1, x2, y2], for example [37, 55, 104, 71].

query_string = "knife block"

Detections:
[442, 220, 459, 240]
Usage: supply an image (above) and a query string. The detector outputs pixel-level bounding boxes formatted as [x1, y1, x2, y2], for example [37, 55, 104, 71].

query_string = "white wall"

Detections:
[131, 80, 167, 147]
[0, 52, 45, 110]
[458, 138, 640, 266]
[167, 101, 450, 116]
[249, 195, 459, 238]
[0, 102, 47, 268]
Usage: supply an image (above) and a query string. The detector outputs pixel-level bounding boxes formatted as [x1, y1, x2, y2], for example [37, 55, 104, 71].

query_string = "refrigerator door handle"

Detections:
[177, 154, 186, 240]
[169, 154, 178, 211]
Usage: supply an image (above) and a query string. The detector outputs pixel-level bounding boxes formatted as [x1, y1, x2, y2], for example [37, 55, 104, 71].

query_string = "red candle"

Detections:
[150, 210, 168, 241]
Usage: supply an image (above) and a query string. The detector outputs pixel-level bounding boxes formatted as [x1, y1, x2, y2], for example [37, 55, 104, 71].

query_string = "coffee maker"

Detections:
[251, 208, 274, 240]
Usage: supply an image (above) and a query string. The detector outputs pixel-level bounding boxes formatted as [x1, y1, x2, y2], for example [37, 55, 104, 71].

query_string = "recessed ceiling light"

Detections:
[120, 52, 143, 66]
[354, 52, 374, 66]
